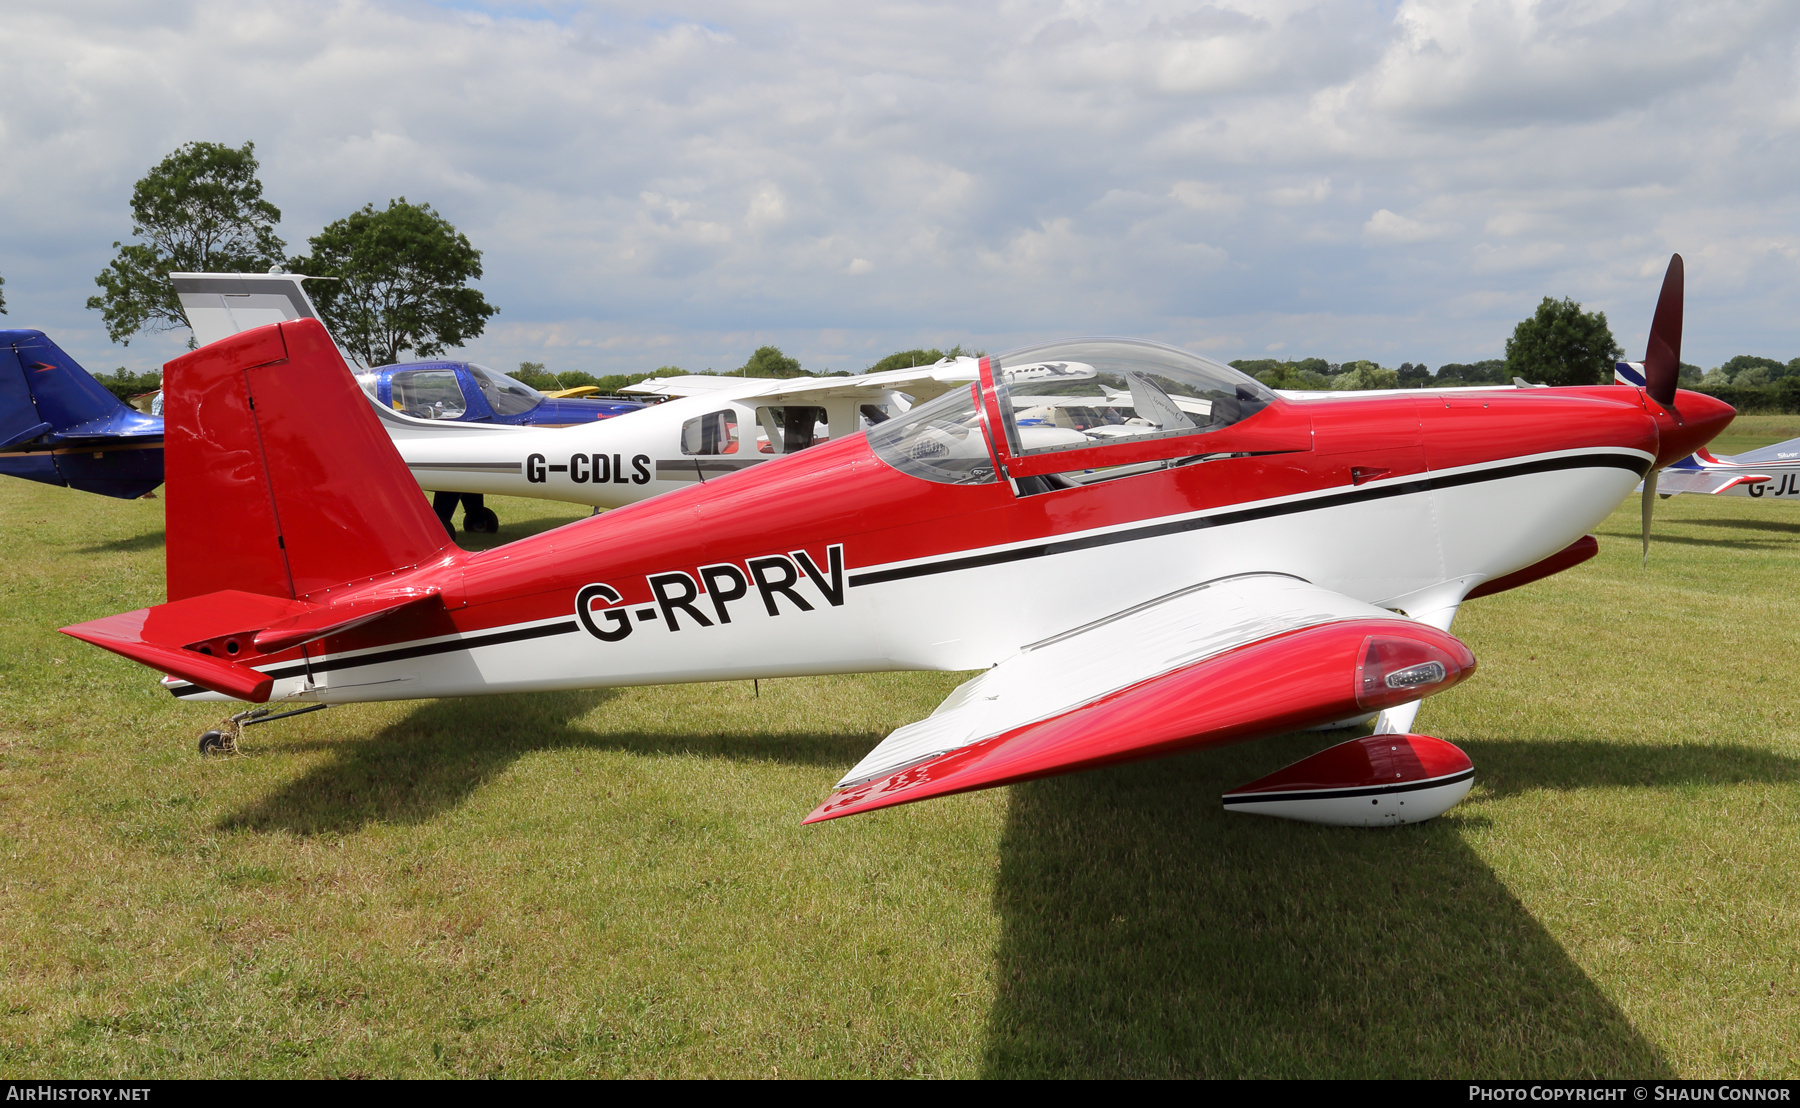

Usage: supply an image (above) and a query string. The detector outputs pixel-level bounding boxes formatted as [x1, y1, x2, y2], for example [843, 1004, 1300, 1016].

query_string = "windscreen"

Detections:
[469, 364, 545, 417]
[992, 338, 1273, 458]
[867, 383, 998, 485]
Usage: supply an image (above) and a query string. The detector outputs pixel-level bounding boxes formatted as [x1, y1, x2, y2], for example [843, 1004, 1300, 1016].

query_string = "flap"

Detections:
[808, 574, 1476, 823]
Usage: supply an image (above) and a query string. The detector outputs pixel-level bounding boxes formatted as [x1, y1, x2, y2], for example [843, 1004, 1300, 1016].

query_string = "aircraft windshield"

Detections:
[867, 383, 998, 485]
[469, 364, 544, 417]
[991, 339, 1273, 458]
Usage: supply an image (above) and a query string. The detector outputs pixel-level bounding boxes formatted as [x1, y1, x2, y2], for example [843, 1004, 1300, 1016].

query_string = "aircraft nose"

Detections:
[1654, 389, 1736, 468]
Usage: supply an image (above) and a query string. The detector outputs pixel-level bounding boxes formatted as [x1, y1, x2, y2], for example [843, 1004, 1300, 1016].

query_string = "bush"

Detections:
[95, 367, 161, 402]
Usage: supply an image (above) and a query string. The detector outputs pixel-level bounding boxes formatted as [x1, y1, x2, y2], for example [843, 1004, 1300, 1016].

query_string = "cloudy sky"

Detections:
[3, 0, 1799, 377]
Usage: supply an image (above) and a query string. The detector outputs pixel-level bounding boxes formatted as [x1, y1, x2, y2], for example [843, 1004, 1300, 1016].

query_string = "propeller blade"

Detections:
[1642, 467, 1660, 565]
[1644, 254, 1683, 408]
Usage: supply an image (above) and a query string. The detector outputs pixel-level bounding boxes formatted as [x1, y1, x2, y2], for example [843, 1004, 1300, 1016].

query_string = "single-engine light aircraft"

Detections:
[64, 257, 1731, 826]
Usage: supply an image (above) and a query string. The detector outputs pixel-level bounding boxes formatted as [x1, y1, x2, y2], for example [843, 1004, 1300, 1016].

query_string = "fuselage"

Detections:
[167, 378, 1699, 705]
[382, 381, 918, 509]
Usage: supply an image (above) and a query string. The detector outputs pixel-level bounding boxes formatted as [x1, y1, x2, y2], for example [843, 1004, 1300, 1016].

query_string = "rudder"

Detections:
[165, 319, 454, 602]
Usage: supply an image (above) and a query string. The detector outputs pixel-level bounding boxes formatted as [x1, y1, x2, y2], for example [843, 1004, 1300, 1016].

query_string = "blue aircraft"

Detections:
[0, 329, 164, 499]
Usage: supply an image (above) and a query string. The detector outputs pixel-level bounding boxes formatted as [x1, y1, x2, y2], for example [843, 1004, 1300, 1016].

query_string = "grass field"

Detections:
[2, 417, 1799, 1077]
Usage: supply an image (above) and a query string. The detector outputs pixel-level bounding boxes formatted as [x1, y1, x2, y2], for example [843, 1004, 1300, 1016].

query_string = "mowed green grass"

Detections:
[2, 417, 1799, 1077]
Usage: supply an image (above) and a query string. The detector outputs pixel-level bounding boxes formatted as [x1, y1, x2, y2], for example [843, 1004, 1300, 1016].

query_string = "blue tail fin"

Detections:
[0, 330, 165, 499]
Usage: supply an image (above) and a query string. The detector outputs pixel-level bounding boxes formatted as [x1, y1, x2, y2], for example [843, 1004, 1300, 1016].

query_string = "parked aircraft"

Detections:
[0, 329, 163, 499]
[63, 258, 1730, 826]
[1616, 359, 1796, 500]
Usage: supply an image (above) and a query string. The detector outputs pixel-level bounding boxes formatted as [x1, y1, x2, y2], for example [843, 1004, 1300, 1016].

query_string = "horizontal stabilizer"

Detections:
[252, 588, 442, 653]
[0, 421, 51, 450]
[807, 574, 1475, 823]
[61, 585, 446, 702]
[61, 590, 311, 702]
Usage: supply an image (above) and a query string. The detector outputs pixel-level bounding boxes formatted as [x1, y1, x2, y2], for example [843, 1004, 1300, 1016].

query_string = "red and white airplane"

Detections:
[62, 257, 1731, 826]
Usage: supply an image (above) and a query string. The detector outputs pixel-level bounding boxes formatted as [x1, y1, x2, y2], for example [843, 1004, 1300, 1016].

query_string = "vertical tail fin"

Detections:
[0, 329, 165, 498]
[164, 319, 453, 602]
[0, 329, 134, 434]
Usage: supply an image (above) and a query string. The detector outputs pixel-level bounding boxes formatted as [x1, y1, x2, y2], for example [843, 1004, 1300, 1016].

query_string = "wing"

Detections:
[752, 363, 980, 407]
[807, 573, 1476, 823]
[1650, 469, 1772, 496]
[621, 363, 981, 406]
[619, 375, 759, 398]
[1722, 436, 1800, 466]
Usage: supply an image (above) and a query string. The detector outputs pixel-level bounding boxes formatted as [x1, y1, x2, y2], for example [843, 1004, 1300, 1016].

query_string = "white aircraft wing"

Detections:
[623, 362, 980, 407]
[620, 375, 764, 398]
[1723, 436, 1800, 466]
[808, 572, 1473, 822]
[751, 363, 979, 407]
[1650, 469, 1773, 496]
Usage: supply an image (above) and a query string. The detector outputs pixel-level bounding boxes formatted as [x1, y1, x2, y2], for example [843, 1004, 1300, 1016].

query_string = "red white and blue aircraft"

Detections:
[61, 257, 1731, 826]
[1616, 360, 1800, 501]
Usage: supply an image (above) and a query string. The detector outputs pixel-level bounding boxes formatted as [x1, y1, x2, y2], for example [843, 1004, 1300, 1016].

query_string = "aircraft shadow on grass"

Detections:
[220, 692, 1795, 1075]
[1686, 517, 1800, 537]
[978, 736, 1680, 1078]
[219, 690, 879, 836]
[75, 529, 165, 555]
[1456, 737, 1800, 799]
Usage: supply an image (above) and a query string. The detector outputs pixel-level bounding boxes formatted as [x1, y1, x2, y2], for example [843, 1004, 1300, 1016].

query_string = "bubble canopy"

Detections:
[866, 339, 1279, 486]
[990, 338, 1274, 459]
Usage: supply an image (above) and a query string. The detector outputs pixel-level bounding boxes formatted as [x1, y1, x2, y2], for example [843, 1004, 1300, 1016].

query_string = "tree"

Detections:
[866, 345, 980, 374]
[1718, 355, 1789, 384]
[1504, 297, 1621, 386]
[736, 346, 804, 378]
[86, 141, 285, 345]
[1434, 359, 1508, 386]
[292, 198, 496, 367]
[1232, 358, 1331, 390]
[1396, 361, 1431, 386]
[1330, 361, 1399, 390]
[0, 270, 7, 315]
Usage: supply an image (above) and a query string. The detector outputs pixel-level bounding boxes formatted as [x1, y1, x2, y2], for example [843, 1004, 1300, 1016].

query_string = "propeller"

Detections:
[1640, 254, 1683, 564]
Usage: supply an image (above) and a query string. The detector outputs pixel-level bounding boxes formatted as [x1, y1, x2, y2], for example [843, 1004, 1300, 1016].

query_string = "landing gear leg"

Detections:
[197, 703, 329, 756]
[432, 490, 460, 537]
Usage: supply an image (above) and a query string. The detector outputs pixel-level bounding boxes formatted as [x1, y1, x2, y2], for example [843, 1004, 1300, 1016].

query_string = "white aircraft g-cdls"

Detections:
[173, 274, 979, 527]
